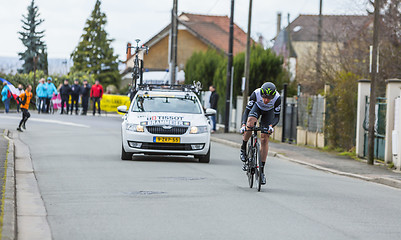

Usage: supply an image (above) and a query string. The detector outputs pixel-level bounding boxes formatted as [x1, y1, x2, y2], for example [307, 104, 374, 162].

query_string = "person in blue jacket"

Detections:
[45, 77, 58, 113]
[1, 81, 11, 113]
[36, 78, 47, 114]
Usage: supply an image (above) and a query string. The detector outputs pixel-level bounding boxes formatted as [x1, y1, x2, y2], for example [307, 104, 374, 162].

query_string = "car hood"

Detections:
[126, 112, 207, 126]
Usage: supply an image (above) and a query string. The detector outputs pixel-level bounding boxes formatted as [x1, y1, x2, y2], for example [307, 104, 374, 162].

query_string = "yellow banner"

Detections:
[100, 94, 130, 114]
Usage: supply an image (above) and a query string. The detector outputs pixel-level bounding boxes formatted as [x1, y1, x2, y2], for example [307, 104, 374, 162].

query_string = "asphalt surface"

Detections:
[1, 113, 401, 239]
[212, 132, 401, 186]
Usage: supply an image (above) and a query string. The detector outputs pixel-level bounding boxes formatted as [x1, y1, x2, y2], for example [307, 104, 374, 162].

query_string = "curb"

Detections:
[211, 136, 401, 189]
[2, 129, 17, 240]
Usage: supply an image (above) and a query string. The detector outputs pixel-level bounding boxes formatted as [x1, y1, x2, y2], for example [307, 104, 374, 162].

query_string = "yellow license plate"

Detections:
[154, 137, 180, 143]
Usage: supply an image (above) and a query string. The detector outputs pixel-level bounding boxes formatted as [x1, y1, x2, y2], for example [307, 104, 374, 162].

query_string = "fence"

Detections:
[276, 98, 297, 143]
[363, 97, 386, 160]
[297, 95, 325, 133]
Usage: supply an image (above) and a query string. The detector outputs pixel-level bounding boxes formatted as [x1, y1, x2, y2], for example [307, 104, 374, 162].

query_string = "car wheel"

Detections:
[198, 146, 210, 163]
[121, 145, 133, 160]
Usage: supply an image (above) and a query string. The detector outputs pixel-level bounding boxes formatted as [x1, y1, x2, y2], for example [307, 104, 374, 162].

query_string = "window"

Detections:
[132, 95, 202, 114]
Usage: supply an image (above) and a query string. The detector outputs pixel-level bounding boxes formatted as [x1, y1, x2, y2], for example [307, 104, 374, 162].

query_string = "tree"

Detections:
[378, 0, 401, 80]
[184, 45, 289, 122]
[18, 0, 48, 74]
[325, 71, 359, 150]
[216, 45, 288, 122]
[184, 49, 225, 90]
[71, 0, 120, 89]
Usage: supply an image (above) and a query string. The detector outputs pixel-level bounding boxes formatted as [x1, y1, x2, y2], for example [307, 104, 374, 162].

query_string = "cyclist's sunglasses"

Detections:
[261, 89, 276, 99]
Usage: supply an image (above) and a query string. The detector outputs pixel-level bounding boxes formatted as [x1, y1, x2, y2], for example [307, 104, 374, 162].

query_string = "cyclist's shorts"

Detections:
[248, 104, 274, 134]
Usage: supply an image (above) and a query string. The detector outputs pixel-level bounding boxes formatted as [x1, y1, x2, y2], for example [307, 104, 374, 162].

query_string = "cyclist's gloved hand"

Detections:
[240, 125, 246, 134]
[268, 125, 274, 134]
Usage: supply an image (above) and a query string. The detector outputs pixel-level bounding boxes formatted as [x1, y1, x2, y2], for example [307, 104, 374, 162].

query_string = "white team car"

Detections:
[118, 86, 216, 163]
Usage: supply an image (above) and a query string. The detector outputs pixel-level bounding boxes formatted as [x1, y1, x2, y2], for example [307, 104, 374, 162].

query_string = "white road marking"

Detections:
[0, 116, 90, 128]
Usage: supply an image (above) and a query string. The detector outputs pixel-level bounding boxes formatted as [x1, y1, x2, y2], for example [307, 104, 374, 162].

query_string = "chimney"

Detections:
[287, 13, 291, 26]
[126, 42, 132, 62]
[258, 35, 264, 47]
[277, 12, 282, 37]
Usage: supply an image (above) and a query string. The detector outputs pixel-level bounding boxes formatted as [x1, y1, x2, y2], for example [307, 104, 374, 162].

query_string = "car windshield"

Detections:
[132, 95, 202, 114]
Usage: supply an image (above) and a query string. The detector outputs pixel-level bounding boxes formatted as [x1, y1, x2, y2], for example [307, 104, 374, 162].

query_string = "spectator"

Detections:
[59, 80, 72, 115]
[81, 80, 91, 115]
[1, 82, 11, 113]
[17, 85, 33, 132]
[90, 80, 103, 116]
[36, 78, 47, 114]
[15, 84, 24, 113]
[45, 77, 58, 113]
[70, 79, 81, 115]
[209, 85, 219, 133]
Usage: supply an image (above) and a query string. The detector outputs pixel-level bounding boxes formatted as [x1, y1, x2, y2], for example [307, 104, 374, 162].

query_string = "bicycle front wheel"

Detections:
[255, 142, 262, 192]
[247, 141, 254, 188]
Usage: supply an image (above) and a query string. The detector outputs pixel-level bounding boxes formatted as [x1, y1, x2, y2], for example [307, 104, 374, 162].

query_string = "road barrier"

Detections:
[100, 94, 130, 113]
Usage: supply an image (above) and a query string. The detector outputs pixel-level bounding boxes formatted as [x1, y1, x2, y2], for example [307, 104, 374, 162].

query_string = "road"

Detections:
[1, 113, 401, 240]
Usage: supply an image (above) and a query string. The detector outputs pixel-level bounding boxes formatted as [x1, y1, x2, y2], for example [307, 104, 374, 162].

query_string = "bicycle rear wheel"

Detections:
[255, 142, 262, 192]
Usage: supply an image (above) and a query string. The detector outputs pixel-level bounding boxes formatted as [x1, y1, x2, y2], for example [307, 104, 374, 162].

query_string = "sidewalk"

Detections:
[211, 132, 401, 189]
[0, 129, 17, 240]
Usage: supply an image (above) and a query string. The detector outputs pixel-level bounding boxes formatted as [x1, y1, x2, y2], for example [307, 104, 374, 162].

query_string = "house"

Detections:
[273, 14, 372, 91]
[122, 13, 250, 87]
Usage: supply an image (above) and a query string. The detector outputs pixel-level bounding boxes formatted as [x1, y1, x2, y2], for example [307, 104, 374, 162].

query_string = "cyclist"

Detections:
[239, 82, 281, 185]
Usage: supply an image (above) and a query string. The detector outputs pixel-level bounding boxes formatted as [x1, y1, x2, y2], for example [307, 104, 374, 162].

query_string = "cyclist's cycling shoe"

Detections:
[240, 149, 247, 162]
[261, 173, 266, 185]
[242, 163, 248, 171]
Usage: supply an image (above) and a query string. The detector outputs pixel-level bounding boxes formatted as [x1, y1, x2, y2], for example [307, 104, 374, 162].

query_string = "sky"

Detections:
[0, 0, 370, 61]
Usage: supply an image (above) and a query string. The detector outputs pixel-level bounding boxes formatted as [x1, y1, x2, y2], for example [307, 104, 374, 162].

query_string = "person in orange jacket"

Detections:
[17, 85, 33, 132]
[90, 80, 103, 116]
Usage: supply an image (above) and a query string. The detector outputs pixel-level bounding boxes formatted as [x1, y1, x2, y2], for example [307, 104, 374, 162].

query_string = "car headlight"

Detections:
[190, 126, 208, 134]
[126, 123, 144, 132]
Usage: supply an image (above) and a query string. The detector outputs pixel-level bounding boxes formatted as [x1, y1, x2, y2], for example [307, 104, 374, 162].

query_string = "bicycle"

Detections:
[35, 96, 46, 114]
[126, 39, 149, 102]
[244, 124, 269, 192]
[48, 99, 54, 114]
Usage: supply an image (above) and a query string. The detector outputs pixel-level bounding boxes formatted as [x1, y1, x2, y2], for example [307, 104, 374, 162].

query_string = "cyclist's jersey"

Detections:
[242, 88, 281, 127]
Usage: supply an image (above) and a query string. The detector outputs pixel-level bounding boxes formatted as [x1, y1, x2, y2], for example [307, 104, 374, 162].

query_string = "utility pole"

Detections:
[170, 0, 178, 85]
[225, 0, 234, 133]
[316, 0, 323, 85]
[367, 0, 381, 165]
[242, 0, 253, 115]
[33, 55, 38, 98]
[281, 83, 288, 142]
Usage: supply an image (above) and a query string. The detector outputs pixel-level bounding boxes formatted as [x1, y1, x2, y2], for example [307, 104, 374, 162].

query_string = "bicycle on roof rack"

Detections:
[137, 81, 202, 93]
[126, 39, 149, 102]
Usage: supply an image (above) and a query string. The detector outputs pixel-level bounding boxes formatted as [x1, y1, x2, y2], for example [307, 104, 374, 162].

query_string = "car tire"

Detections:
[121, 145, 133, 160]
[197, 145, 210, 163]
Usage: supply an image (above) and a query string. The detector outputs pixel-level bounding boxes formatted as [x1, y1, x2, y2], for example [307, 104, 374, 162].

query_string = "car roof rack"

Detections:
[137, 81, 202, 93]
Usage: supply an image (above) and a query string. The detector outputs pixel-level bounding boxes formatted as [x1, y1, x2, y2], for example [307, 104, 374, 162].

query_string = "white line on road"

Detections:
[0, 116, 90, 128]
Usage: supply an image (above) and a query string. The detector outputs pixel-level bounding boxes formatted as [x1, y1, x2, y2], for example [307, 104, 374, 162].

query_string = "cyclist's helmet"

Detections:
[47, 77, 52, 81]
[260, 82, 277, 99]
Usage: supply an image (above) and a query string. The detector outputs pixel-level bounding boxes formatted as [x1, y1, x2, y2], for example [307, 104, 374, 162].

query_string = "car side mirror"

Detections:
[205, 108, 216, 117]
[117, 105, 128, 114]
